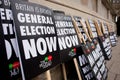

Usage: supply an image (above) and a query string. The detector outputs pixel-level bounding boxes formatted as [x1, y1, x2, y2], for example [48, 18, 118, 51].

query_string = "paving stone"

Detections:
[115, 74, 120, 80]
[107, 72, 116, 80]
[106, 61, 114, 70]
[106, 37, 120, 80]
[109, 60, 120, 74]
[112, 54, 120, 62]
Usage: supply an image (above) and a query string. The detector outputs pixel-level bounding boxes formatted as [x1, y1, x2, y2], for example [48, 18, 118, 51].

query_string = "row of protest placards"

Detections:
[0, 0, 117, 80]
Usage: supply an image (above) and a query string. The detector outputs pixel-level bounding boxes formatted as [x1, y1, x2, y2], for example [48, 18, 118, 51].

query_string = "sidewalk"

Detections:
[106, 37, 120, 80]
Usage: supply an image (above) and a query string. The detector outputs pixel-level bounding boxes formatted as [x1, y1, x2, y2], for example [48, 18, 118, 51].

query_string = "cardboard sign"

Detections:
[87, 40, 108, 80]
[0, 0, 21, 79]
[64, 59, 79, 80]
[94, 20, 112, 60]
[94, 20, 103, 37]
[97, 36, 109, 59]
[90, 21, 107, 79]
[108, 25, 116, 46]
[114, 32, 117, 41]
[95, 20, 112, 60]
[88, 20, 98, 38]
[88, 20, 112, 60]
[73, 17, 107, 80]
[109, 32, 116, 47]
[0, 21, 10, 80]
[82, 19, 108, 79]
[77, 41, 107, 80]
[73, 16, 89, 42]
[103, 23, 109, 35]
[102, 23, 112, 60]
[77, 46, 96, 80]
[54, 14, 80, 62]
[11, 0, 60, 79]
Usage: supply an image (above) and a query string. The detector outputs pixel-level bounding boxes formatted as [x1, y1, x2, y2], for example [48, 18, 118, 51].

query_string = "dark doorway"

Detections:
[117, 16, 120, 36]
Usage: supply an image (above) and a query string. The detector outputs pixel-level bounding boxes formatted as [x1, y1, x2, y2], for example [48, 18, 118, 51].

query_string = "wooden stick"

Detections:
[73, 18, 87, 44]
[60, 16, 83, 80]
[98, 21, 104, 36]
[73, 58, 82, 80]
[107, 23, 110, 32]
[62, 64, 67, 80]
[97, 21, 104, 35]
[93, 20, 103, 36]
[72, 18, 84, 43]
[80, 19, 92, 42]
[101, 22, 112, 47]
[46, 70, 51, 80]
[72, 17, 85, 80]
[101, 22, 106, 34]
[85, 20, 94, 39]
[106, 23, 112, 33]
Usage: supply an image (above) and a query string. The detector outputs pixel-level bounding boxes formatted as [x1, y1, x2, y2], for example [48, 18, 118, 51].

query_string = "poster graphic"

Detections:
[73, 16, 89, 42]
[74, 17, 108, 80]
[0, 17, 9, 80]
[0, 0, 21, 79]
[11, 0, 60, 79]
[102, 23, 112, 60]
[54, 14, 80, 62]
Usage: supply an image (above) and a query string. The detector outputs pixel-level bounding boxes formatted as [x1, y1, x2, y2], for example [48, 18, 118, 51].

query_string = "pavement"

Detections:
[106, 37, 120, 80]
